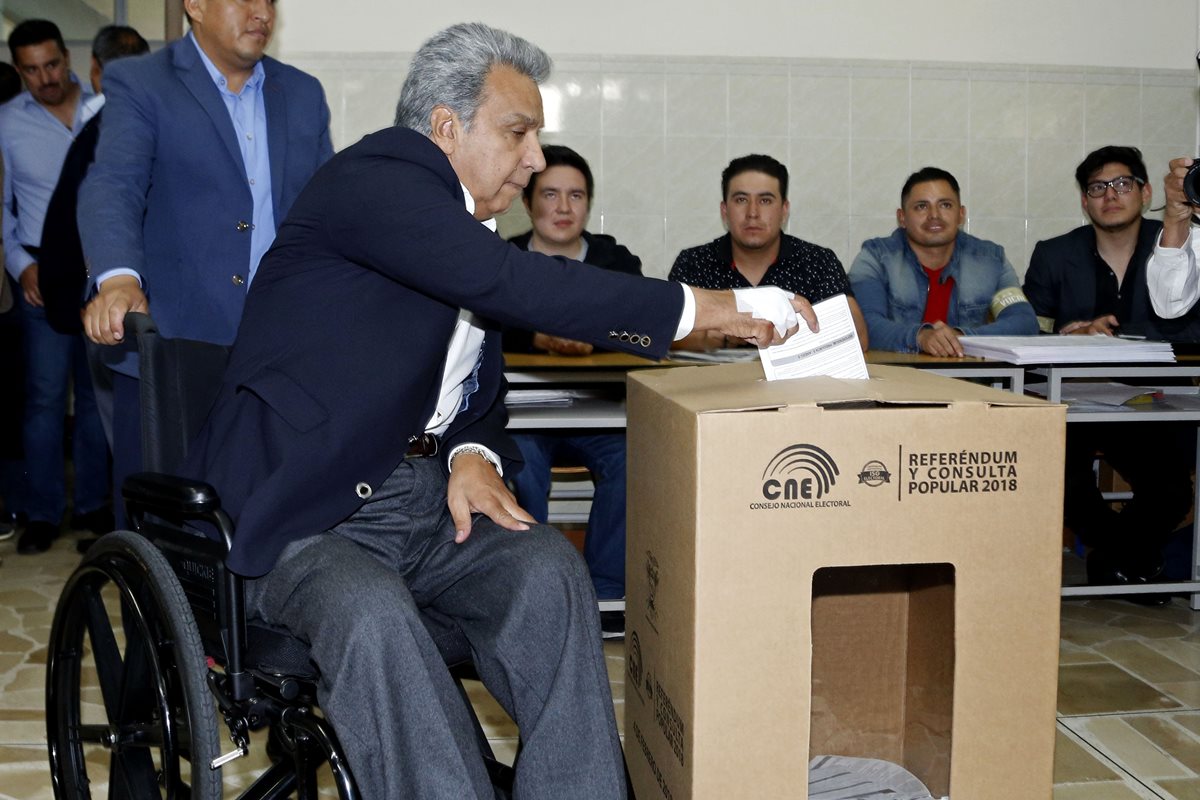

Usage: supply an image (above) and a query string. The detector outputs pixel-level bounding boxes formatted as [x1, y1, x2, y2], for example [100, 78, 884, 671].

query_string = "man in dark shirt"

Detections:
[504, 145, 639, 635]
[669, 153, 867, 350]
[1024, 146, 1193, 597]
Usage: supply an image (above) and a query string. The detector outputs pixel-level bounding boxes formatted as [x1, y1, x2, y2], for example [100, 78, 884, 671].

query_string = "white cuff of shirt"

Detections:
[95, 268, 143, 290]
[1153, 226, 1193, 252]
[447, 443, 504, 478]
[673, 284, 696, 340]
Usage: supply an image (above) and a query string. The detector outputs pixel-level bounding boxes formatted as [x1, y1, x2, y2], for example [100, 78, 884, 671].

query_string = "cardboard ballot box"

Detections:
[624, 363, 1065, 800]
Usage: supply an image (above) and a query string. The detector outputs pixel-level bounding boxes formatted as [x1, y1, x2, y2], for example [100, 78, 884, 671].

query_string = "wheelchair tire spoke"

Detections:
[115, 608, 159, 730]
[84, 586, 126, 722]
[109, 746, 160, 800]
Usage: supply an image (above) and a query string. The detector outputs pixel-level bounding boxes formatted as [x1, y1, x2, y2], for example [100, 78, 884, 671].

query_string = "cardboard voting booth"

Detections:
[624, 363, 1065, 799]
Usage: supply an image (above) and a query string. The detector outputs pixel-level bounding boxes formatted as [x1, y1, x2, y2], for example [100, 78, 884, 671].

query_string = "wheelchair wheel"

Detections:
[46, 530, 222, 800]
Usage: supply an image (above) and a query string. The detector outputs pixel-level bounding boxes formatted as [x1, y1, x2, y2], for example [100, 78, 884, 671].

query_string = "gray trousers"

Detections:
[245, 456, 626, 799]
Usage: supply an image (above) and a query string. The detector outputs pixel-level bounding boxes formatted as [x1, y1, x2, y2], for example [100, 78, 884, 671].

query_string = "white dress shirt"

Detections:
[427, 187, 503, 474]
[1148, 227, 1200, 319]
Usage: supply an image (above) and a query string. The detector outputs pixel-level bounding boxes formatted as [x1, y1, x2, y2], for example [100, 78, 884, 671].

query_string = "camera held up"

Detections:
[1185, 160, 1200, 205]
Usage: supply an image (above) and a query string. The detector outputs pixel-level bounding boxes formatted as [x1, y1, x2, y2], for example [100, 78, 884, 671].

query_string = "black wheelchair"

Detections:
[45, 313, 514, 799]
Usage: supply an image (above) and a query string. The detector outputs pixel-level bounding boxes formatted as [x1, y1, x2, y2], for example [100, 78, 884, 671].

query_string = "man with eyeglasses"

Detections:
[1024, 146, 1193, 602]
[848, 166, 1036, 356]
[1025, 146, 1173, 337]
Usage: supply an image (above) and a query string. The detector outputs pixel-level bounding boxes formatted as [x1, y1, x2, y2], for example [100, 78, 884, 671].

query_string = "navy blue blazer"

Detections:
[39, 112, 101, 335]
[1024, 219, 1200, 342]
[78, 38, 333, 349]
[186, 127, 683, 577]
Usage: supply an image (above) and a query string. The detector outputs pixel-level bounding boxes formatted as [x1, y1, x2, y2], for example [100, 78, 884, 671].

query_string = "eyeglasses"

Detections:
[1085, 175, 1144, 198]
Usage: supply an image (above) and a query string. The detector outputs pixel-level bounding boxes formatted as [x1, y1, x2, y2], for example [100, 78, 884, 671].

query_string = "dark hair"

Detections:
[721, 154, 788, 200]
[92, 25, 149, 67]
[8, 19, 66, 62]
[1074, 145, 1148, 192]
[0, 63, 21, 104]
[901, 167, 961, 205]
[523, 144, 594, 204]
[395, 22, 551, 135]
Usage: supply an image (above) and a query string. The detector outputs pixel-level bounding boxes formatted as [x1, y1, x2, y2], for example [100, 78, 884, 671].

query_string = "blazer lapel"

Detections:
[262, 58, 287, 218]
[171, 39, 246, 176]
[1070, 231, 1098, 319]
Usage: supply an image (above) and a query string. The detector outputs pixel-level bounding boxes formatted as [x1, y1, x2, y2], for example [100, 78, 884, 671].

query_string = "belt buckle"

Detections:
[407, 433, 439, 457]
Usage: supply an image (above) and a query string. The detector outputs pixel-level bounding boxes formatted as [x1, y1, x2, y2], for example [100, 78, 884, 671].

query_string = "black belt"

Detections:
[406, 433, 440, 458]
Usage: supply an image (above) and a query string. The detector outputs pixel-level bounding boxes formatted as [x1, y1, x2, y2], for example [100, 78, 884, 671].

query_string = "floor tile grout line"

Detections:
[1058, 707, 1200, 720]
[1056, 720, 1172, 799]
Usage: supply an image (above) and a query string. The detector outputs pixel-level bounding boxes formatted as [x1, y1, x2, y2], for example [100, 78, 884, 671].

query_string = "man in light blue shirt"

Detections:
[0, 19, 110, 554]
[78, 0, 334, 525]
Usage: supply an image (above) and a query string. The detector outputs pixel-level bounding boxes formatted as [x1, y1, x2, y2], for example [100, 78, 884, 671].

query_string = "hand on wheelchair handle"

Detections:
[84, 275, 149, 346]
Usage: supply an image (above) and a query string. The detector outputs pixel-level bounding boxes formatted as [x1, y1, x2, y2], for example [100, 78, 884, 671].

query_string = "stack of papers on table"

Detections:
[1026, 381, 1200, 412]
[505, 389, 590, 407]
[669, 348, 760, 364]
[959, 334, 1174, 364]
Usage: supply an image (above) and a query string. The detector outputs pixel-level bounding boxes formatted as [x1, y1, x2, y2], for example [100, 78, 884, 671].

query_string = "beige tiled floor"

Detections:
[3, 535, 1200, 798]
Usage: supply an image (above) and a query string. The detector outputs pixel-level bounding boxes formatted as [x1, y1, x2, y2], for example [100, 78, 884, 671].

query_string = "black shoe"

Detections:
[600, 610, 625, 640]
[18, 521, 59, 554]
[1086, 550, 1171, 606]
[69, 507, 115, 535]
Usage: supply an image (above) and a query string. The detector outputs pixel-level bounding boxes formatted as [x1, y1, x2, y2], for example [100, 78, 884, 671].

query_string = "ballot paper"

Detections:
[758, 293, 868, 380]
[807, 755, 939, 799]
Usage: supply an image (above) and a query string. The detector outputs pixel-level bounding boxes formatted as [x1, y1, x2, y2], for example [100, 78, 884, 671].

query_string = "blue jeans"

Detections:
[511, 433, 627, 599]
[0, 291, 25, 518]
[19, 296, 110, 524]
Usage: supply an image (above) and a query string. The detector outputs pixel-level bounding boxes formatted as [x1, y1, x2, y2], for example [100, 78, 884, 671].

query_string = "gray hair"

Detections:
[395, 22, 552, 135]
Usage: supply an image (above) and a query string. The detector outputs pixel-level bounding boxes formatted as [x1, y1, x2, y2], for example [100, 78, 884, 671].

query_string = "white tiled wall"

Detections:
[288, 51, 1199, 280]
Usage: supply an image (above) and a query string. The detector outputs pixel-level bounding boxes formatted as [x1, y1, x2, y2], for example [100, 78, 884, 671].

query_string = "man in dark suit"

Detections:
[78, 0, 333, 524]
[39, 25, 149, 337]
[185, 23, 809, 799]
[1024, 145, 1194, 598]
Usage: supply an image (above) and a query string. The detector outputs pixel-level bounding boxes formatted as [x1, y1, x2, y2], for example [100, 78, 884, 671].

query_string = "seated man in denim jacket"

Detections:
[848, 166, 1037, 355]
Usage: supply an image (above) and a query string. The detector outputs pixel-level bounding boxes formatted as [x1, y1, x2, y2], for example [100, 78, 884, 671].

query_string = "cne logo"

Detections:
[761, 444, 840, 500]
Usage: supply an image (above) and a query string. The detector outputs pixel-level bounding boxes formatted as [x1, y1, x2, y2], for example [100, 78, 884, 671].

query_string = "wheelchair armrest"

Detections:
[123, 471, 222, 517]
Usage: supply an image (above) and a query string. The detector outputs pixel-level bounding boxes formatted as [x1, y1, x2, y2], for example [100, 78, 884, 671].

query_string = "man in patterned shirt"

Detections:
[669, 153, 867, 350]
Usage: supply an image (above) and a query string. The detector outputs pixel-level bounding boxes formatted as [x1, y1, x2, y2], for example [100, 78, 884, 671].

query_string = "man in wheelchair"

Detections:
[71, 22, 810, 800]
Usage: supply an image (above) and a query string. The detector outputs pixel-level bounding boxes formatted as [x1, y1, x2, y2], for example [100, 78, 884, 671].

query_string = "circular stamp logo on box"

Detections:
[857, 460, 892, 487]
